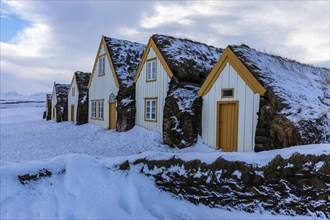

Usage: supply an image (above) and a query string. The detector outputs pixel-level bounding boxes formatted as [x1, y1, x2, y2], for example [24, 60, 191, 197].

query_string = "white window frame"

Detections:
[146, 59, 156, 81]
[99, 55, 105, 76]
[91, 101, 97, 118]
[98, 100, 104, 119]
[145, 98, 157, 121]
[72, 87, 75, 96]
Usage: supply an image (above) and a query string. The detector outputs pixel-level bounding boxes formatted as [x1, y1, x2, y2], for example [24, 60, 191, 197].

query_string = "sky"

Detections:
[0, 0, 329, 95]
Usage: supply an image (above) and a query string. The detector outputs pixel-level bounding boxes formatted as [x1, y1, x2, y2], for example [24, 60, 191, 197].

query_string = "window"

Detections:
[98, 100, 104, 119]
[222, 88, 234, 98]
[145, 98, 157, 121]
[91, 101, 97, 118]
[99, 55, 105, 76]
[146, 59, 156, 81]
[72, 87, 75, 96]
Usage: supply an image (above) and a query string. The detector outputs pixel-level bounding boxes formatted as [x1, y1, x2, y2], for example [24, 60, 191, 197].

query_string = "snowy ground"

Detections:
[1, 103, 329, 219]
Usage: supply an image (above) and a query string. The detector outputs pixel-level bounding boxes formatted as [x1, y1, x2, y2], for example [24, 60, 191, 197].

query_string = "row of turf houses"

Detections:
[45, 34, 330, 152]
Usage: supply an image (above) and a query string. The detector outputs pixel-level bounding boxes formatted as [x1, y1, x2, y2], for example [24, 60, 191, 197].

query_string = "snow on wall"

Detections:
[202, 63, 260, 152]
[135, 47, 171, 134]
[104, 37, 145, 88]
[230, 45, 330, 142]
[89, 44, 119, 129]
[169, 85, 200, 114]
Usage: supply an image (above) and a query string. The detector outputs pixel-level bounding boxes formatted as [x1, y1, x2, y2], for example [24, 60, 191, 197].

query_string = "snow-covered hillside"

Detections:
[0, 91, 46, 102]
[1, 103, 329, 219]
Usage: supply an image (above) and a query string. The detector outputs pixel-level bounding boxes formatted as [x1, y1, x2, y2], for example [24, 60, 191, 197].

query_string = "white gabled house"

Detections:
[51, 82, 70, 122]
[67, 71, 91, 125]
[199, 44, 330, 152]
[88, 35, 145, 131]
[134, 34, 223, 148]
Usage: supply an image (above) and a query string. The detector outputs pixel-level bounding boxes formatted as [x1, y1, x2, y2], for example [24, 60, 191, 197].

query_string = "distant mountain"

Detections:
[1, 91, 23, 97]
[0, 91, 46, 102]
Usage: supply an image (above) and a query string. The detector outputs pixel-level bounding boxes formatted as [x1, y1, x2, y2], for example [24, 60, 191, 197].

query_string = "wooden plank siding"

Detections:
[135, 47, 171, 134]
[88, 44, 119, 129]
[202, 63, 260, 152]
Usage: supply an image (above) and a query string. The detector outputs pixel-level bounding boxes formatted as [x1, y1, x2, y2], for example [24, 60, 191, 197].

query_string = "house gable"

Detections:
[88, 36, 120, 89]
[198, 47, 266, 96]
[134, 37, 174, 83]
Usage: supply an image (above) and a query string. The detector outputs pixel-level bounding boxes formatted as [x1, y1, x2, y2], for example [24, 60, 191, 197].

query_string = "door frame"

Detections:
[108, 101, 116, 129]
[216, 101, 239, 151]
[71, 104, 75, 123]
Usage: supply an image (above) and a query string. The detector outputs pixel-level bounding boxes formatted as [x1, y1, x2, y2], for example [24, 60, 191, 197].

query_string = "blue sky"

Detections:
[1, 14, 30, 43]
[0, 1, 329, 95]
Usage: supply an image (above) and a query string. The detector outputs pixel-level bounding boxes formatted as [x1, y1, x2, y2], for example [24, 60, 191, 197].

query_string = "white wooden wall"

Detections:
[135, 47, 171, 134]
[68, 78, 79, 124]
[88, 44, 119, 129]
[202, 63, 260, 152]
[51, 85, 57, 120]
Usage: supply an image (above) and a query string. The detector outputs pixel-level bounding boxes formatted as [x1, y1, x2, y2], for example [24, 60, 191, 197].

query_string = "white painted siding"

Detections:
[51, 85, 57, 120]
[67, 78, 79, 124]
[202, 63, 260, 152]
[135, 47, 171, 134]
[88, 44, 119, 129]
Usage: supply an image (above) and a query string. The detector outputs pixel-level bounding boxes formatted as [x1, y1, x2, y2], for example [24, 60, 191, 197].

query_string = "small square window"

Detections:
[222, 88, 234, 98]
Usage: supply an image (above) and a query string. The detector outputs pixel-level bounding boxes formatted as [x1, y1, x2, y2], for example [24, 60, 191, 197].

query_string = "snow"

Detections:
[104, 36, 145, 87]
[153, 34, 223, 78]
[121, 98, 134, 106]
[2, 155, 318, 220]
[230, 45, 330, 142]
[1, 102, 329, 219]
[170, 85, 200, 114]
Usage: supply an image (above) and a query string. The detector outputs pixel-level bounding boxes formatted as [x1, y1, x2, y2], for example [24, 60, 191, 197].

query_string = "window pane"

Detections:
[223, 89, 233, 97]
[152, 61, 156, 79]
[151, 113, 156, 119]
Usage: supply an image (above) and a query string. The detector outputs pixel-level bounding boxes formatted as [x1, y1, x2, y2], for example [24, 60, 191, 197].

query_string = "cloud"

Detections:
[0, 1, 329, 95]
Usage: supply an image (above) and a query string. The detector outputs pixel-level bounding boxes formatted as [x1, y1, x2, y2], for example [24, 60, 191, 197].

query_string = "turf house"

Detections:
[134, 34, 223, 148]
[67, 71, 91, 125]
[51, 82, 70, 122]
[88, 35, 145, 131]
[199, 44, 330, 152]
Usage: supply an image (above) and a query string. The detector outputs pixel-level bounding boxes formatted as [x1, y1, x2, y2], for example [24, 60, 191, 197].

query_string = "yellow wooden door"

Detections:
[109, 102, 116, 129]
[217, 101, 238, 151]
[71, 105, 75, 122]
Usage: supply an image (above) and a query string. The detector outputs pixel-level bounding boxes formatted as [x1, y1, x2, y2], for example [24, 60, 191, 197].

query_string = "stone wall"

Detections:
[121, 153, 330, 218]
[116, 85, 136, 132]
[163, 80, 202, 148]
[255, 89, 302, 152]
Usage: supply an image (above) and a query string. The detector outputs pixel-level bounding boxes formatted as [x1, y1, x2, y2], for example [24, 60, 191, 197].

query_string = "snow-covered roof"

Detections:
[152, 34, 223, 84]
[46, 93, 51, 100]
[74, 71, 91, 104]
[55, 83, 70, 108]
[230, 45, 330, 139]
[104, 36, 145, 88]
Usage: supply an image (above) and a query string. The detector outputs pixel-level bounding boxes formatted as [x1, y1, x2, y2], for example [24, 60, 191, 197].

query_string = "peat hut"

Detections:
[45, 93, 52, 120]
[68, 71, 91, 125]
[51, 82, 70, 122]
[199, 44, 330, 152]
[103, 36, 145, 131]
[152, 34, 223, 148]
